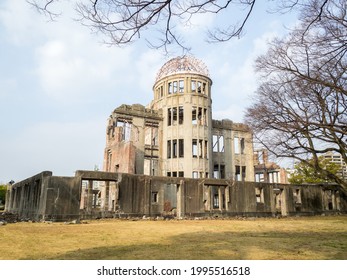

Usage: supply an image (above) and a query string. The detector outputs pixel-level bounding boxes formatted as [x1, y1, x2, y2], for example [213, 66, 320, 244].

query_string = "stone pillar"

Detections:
[4, 185, 11, 212]
[218, 187, 223, 211]
[177, 180, 185, 218]
[104, 181, 110, 212]
[281, 188, 288, 216]
[87, 180, 93, 213]
[225, 186, 229, 211]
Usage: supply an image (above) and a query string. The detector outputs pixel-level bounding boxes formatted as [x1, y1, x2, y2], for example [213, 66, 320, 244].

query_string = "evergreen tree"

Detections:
[289, 157, 340, 184]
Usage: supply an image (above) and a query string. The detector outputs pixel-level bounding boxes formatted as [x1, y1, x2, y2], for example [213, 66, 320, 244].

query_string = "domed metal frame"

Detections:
[155, 56, 210, 82]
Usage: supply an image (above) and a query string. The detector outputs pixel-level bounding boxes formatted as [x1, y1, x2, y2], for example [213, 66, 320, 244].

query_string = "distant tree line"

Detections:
[0, 185, 7, 207]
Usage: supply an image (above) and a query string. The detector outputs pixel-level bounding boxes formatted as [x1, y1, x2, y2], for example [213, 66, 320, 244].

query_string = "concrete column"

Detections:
[19, 186, 25, 215]
[225, 186, 229, 211]
[4, 186, 11, 212]
[281, 188, 288, 216]
[12, 188, 17, 210]
[104, 181, 110, 211]
[177, 180, 187, 218]
[87, 180, 93, 212]
[218, 187, 223, 211]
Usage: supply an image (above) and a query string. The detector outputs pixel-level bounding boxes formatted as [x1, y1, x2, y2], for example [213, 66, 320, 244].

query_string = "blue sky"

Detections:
[0, 0, 297, 183]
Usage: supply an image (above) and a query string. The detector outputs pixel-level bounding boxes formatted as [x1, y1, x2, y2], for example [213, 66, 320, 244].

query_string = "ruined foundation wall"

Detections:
[114, 174, 347, 218]
[5, 171, 347, 221]
[42, 176, 81, 221]
[5, 171, 80, 221]
[5, 171, 52, 221]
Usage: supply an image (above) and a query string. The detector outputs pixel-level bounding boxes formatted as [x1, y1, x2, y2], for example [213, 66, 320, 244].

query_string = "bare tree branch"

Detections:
[245, 0, 347, 190]
[28, 1, 343, 52]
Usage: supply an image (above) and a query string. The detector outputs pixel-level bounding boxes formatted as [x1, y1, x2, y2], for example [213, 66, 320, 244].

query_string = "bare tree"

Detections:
[29, 0, 255, 52]
[245, 0, 347, 189]
[28, 0, 337, 52]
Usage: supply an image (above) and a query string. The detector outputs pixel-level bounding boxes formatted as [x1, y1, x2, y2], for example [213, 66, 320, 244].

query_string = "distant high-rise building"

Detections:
[323, 151, 347, 180]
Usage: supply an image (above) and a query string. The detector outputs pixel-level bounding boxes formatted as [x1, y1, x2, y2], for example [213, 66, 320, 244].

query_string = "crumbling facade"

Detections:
[254, 149, 289, 184]
[4, 171, 347, 221]
[4, 171, 81, 221]
[5, 56, 347, 221]
[103, 56, 254, 181]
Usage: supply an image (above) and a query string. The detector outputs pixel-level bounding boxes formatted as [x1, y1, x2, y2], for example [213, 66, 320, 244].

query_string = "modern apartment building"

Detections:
[324, 151, 347, 180]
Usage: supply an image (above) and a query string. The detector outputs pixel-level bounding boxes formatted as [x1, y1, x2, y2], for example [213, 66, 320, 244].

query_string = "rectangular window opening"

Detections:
[172, 107, 177, 125]
[192, 107, 197, 125]
[234, 137, 240, 154]
[179, 106, 184, 124]
[204, 140, 208, 159]
[179, 80, 184, 93]
[235, 165, 241, 181]
[192, 139, 198, 158]
[213, 134, 224, 152]
[240, 138, 245, 154]
[212, 187, 219, 209]
[198, 107, 203, 125]
[173, 139, 177, 158]
[214, 164, 225, 179]
[255, 188, 264, 203]
[242, 166, 246, 181]
[294, 188, 302, 204]
[199, 140, 203, 158]
[219, 135, 224, 152]
[191, 80, 196, 92]
[168, 108, 172, 126]
[179, 139, 184, 158]
[173, 81, 178, 93]
[151, 192, 158, 203]
[213, 135, 218, 152]
[167, 140, 171, 158]
[197, 81, 202, 93]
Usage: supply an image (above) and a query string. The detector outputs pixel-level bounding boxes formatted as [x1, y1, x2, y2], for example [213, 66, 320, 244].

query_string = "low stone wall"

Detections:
[5, 171, 80, 222]
[5, 170, 347, 221]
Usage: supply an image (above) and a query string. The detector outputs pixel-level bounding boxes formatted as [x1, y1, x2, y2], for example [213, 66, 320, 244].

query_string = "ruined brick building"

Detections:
[4, 56, 347, 221]
[103, 56, 254, 181]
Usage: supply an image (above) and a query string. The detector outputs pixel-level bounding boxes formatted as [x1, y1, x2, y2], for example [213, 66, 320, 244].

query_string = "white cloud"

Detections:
[0, 0, 56, 45]
[0, 0, 299, 182]
[207, 29, 279, 122]
[1, 119, 106, 181]
[33, 18, 136, 102]
[134, 50, 164, 102]
[0, 78, 17, 99]
[0, 0, 139, 104]
[177, 11, 216, 34]
[35, 39, 134, 102]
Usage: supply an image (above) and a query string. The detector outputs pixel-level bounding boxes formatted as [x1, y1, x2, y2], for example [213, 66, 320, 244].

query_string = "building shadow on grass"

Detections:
[25, 230, 347, 260]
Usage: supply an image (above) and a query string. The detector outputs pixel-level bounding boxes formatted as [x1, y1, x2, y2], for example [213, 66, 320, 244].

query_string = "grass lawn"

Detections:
[0, 216, 346, 260]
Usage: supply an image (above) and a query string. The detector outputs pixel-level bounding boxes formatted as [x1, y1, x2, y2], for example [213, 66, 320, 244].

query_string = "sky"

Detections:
[0, 0, 298, 183]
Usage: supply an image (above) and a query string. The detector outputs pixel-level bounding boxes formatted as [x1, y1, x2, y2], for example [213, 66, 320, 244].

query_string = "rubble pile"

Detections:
[0, 212, 19, 224]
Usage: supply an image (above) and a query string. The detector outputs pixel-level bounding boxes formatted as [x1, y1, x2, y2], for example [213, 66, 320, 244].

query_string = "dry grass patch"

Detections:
[0, 216, 346, 260]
